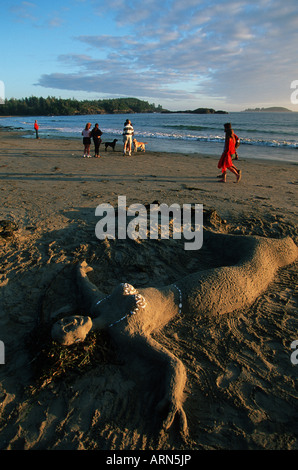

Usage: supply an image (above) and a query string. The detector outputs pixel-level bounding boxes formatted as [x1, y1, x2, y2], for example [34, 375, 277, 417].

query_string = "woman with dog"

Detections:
[217, 123, 241, 183]
[122, 119, 134, 156]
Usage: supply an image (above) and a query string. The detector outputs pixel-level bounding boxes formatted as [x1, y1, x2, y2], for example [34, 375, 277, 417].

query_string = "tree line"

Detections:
[0, 96, 165, 116]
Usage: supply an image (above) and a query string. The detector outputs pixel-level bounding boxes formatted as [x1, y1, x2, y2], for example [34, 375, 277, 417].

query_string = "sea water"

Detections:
[1, 112, 297, 163]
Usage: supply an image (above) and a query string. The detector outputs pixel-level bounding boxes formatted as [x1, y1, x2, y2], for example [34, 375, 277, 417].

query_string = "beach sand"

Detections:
[0, 127, 297, 450]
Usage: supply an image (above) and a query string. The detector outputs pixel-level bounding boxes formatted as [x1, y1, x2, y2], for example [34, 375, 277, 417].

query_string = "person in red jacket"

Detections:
[217, 123, 241, 183]
[34, 120, 39, 139]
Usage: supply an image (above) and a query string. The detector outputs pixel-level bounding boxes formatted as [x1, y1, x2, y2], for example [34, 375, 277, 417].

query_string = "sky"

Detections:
[1, 0, 298, 112]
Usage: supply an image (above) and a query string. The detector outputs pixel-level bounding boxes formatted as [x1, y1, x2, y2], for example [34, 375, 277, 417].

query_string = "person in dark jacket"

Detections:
[90, 123, 103, 158]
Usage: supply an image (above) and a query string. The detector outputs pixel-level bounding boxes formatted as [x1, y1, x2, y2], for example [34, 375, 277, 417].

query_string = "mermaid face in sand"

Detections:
[51, 315, 92, 346]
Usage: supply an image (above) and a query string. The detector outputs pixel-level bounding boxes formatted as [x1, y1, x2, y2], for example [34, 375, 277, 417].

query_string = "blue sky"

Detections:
[1, 0, 298, 111]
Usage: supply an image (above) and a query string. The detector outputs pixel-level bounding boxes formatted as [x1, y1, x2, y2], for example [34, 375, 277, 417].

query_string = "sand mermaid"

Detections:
[51, 232, 297, 435]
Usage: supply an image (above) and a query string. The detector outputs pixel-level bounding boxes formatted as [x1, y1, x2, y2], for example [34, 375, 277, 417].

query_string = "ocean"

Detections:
[1, 112, 298, 163]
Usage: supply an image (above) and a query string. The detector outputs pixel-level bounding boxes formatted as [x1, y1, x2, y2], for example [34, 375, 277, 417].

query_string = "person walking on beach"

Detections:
[90, 123, 102, 158]
[82, 122, 92, 158]
[217, 123, 241, 183]
[122, 119, 134, 156]
[34, 120, 39, 139]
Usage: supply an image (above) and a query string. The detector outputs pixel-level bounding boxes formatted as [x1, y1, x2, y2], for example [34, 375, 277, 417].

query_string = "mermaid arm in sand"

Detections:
[52, 261, 188, 433]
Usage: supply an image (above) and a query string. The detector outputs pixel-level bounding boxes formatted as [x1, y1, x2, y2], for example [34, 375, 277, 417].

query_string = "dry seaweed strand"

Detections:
[27, 320, 120, 393]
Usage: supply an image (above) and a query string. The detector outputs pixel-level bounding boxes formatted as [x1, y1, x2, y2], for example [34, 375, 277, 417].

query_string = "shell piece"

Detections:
[122, 283, 138, 296]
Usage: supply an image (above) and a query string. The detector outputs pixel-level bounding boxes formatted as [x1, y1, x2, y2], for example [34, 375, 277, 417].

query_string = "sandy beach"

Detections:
[0, 126, 297, 450]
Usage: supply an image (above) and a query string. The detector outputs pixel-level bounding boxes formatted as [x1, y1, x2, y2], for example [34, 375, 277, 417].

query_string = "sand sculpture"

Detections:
[51, 232, 297, 435]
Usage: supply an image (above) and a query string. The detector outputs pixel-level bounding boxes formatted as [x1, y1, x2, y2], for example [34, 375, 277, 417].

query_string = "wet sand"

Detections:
[0, 127, 297, 450]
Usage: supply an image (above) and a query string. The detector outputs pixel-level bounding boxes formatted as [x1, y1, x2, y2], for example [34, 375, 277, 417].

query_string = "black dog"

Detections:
[104, 139, 118, 151]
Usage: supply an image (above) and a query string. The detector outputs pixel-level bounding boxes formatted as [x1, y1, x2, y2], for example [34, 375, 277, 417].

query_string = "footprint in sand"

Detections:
[216, 363, 241, 389]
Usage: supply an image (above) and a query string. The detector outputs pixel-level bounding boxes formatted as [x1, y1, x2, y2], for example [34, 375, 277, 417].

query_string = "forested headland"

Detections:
[0, 96, 229, 116]
[0, 96, 165, 116]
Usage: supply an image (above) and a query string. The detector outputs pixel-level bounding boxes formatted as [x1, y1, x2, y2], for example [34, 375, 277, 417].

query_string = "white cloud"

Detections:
[10, 2, 65, 28]
[10, 1, 38, 22]
[35, 0, 298, 110]
[37, 71, 195, 101]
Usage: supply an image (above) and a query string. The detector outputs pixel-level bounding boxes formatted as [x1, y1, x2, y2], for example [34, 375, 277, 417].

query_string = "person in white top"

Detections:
[122, 119, 134, 156]
[82, 122, 92, 158]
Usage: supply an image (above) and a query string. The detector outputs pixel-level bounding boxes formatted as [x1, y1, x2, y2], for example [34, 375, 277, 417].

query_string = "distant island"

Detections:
[243, 107, 293, 113]
[165, 108, 228, 115]
[0, 96, 228, 116]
